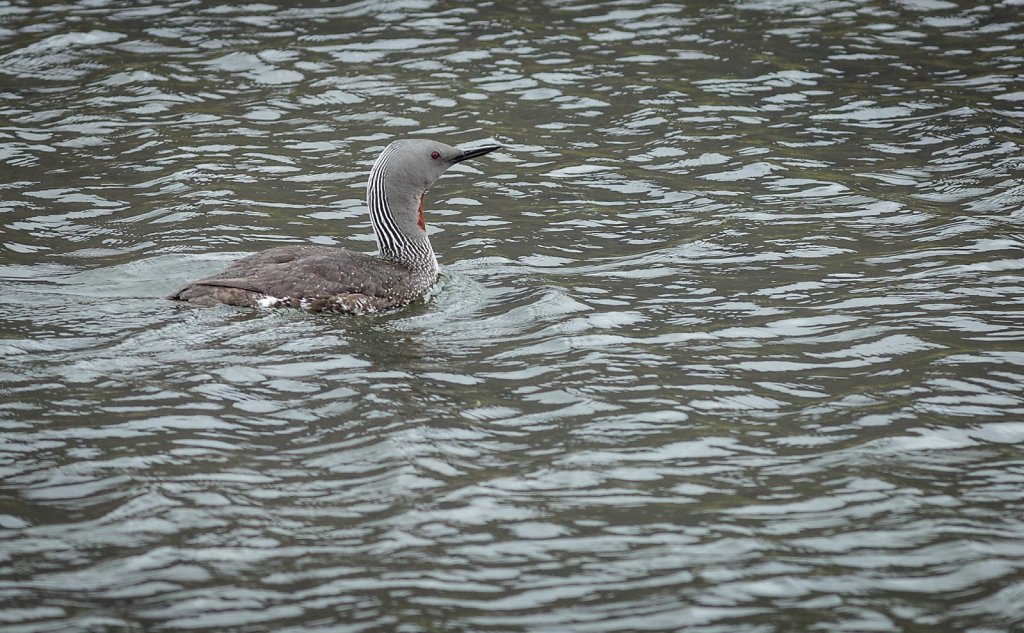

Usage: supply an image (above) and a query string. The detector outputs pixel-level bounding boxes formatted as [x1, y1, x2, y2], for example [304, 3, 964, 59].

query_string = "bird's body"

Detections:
[168, 245, 429, 314]
[167, 139, 500, 313]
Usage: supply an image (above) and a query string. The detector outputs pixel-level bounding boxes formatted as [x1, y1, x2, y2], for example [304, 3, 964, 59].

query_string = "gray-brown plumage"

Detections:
[167, 139, 501, 314]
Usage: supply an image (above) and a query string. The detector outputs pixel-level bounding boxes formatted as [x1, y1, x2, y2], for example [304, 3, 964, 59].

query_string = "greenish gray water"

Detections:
[2, 1, 1023, 631]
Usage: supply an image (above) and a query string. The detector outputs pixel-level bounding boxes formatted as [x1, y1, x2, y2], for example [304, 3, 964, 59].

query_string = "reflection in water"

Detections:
[2, 1, 1023, 631]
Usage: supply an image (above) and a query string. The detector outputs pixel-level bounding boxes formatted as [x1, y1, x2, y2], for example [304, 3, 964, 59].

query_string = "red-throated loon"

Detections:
[167, 139, 501, 313]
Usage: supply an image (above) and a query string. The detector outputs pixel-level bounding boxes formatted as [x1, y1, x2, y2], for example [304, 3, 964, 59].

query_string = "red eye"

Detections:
[430, 150, 440, 160]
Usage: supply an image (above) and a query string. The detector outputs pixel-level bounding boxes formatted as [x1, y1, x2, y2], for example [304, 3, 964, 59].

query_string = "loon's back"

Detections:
[167, 245, 435, 314]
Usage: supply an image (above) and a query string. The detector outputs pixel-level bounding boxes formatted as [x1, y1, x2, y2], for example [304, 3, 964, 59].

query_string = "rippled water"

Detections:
[2, 1, 1024, 631]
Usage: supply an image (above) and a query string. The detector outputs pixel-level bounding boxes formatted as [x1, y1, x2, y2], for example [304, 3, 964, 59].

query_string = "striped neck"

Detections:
[366, 145, 438, 275]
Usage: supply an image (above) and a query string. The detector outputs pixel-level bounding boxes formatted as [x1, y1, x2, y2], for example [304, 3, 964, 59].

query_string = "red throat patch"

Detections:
[417, 194, 426, 231]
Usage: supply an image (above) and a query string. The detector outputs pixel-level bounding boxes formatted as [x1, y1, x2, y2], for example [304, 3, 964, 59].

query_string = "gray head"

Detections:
[366, 139, 501, 269]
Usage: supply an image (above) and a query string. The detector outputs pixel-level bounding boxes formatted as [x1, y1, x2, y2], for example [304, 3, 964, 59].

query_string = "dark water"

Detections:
[2, 1, 1024, 631]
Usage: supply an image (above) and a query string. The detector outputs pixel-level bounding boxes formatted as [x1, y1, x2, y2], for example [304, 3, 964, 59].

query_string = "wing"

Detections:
[168, 246, 417, 311]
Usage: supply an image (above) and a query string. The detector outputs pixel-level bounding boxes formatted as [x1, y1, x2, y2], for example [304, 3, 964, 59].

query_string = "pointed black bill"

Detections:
[451, 144, 501, 164]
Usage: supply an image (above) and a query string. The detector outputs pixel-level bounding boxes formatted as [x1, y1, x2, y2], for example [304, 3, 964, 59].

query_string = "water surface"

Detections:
[2, 1, 1024, 631]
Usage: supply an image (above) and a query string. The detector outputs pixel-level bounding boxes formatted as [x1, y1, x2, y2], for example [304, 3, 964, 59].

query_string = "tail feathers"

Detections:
[167, 284, 261, 308]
